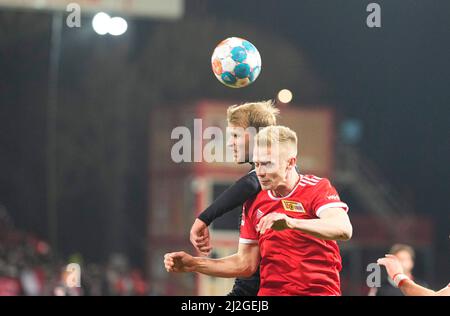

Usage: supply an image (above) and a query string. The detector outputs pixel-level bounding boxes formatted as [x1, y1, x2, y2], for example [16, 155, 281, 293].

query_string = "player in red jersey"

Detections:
[164, 125, 352, 295]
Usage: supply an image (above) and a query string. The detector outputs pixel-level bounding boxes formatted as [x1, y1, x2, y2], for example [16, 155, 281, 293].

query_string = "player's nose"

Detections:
[226, 137, 235, 149]
[226, 136, 232, 147]
[256, 166, 265, 177]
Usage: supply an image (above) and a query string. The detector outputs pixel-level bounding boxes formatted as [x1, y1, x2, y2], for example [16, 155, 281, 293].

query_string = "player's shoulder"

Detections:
[243, 193, 259, 210]
[230, 169, 261, 199]
[299, 174, 331, 188]
[237, 169, 260, 186]
[243, 186, 270, 212]
[245, 168, 259, 181]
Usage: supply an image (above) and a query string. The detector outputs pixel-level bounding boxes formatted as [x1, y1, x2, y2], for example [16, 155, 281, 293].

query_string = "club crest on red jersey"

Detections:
[281, 200, 305, 213]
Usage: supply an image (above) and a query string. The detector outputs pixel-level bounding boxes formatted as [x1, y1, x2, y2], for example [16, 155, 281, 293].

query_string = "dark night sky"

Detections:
[0, 0, 449, 275]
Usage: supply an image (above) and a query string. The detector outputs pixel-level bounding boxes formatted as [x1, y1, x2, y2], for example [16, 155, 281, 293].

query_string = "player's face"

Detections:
[227, 123, 251, 163]
[394, 250, 414, 274]
[253, 145, 289, 191]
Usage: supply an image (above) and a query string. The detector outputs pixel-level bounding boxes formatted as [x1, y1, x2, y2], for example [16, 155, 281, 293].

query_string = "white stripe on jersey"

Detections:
[239, 238, 258, 244]
[300, 179, 321, 186]
[302, 176, 321, 182]
[256, 209, 264, 218]
[316, 202, 349, 217]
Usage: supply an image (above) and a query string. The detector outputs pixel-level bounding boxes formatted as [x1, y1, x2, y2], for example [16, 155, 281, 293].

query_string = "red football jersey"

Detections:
[239, 175, 349, 296]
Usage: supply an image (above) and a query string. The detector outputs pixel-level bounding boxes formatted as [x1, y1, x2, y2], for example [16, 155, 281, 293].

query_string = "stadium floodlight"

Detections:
[277, 89, 293, 104]
[108, 17, 128, 36]
[92, 12, 111, 35]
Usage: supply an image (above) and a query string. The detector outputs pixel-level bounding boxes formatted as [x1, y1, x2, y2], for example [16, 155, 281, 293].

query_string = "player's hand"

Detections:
[190, 218, 212, 256]
[256, 212, 292, 234]
[377, 254, 404, 279]
[164, 251, 196, 273]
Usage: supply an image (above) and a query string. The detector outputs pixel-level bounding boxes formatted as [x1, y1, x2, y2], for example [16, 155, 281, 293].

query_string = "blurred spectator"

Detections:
[20, 265, 43, 295]
[0, 206, 149, 296]
[377, 254, 450, 296]
[369, 244, 428, 296]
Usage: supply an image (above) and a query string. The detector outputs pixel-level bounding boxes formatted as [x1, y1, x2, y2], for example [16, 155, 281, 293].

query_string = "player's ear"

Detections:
[287, 156, 297, 170]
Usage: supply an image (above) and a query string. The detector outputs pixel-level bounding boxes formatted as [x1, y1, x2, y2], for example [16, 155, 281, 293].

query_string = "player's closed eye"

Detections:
[256, 162, 273, 168]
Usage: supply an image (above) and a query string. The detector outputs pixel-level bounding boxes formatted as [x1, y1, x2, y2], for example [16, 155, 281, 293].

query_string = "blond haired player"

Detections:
[166, 126, 352, 295]
[190, 100, 279, 295]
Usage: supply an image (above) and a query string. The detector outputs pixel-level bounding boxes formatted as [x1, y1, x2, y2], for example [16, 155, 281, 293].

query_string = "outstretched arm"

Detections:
[164, 242, 260, 278]
[190, 171, 260, 255]
[377, 254, 450, 296]
[398, 280, 450, 296]
[257, 207, 352, 241]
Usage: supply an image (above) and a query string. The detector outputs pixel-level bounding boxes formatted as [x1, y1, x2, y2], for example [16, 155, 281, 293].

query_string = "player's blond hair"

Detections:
[255, 125, 298, 156]
[227, 100, 279, 130]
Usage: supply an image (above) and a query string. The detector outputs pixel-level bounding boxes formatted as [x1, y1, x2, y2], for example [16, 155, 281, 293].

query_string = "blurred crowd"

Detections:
[0, 205, 149, 296]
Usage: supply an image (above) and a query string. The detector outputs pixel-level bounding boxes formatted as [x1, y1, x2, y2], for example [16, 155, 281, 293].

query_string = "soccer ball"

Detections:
[211, 37, 262, 88]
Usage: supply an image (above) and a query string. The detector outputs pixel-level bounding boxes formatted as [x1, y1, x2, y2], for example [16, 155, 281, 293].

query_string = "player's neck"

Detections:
[272, 171, 300, 197]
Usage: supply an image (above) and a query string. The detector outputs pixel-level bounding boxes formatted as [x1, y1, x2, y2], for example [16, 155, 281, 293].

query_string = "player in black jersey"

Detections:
[189, 100, 279, 296]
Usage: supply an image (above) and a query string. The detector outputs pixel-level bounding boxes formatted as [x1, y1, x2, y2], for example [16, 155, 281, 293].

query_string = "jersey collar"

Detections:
[267, 175, 303, 200]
